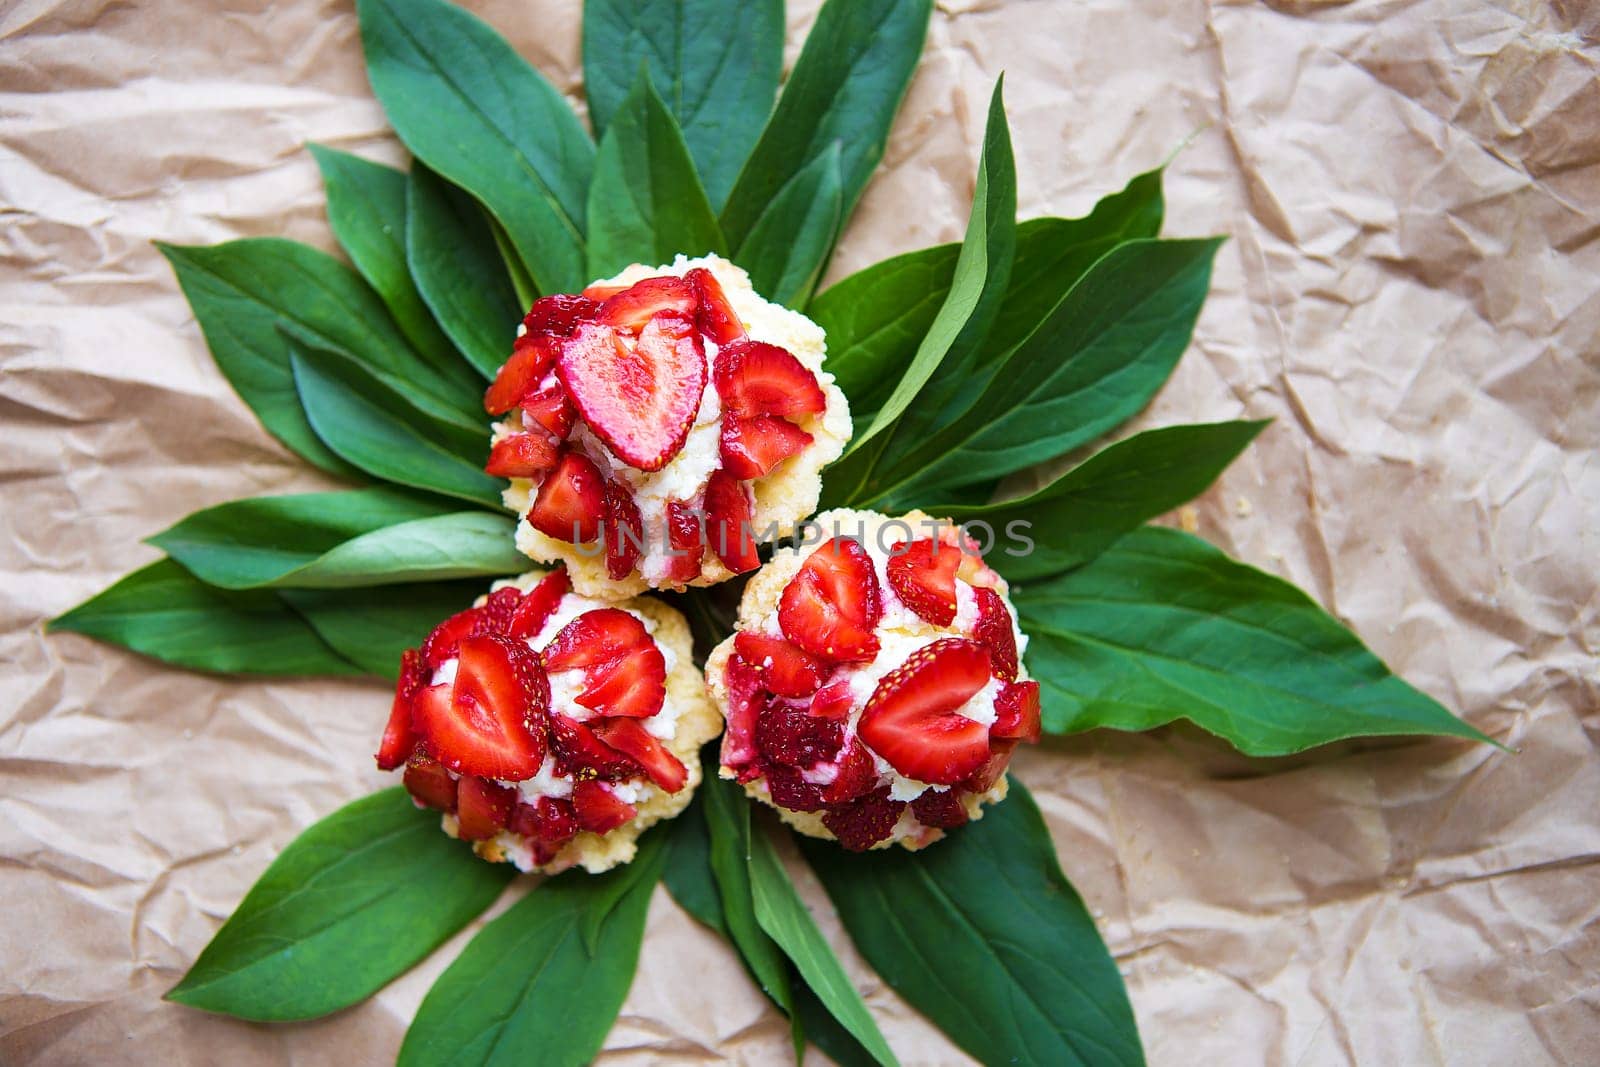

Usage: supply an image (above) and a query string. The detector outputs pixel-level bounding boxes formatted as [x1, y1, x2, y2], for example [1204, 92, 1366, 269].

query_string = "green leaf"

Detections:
[150, 488, 524, 590]
[586, 71, 727, 279]
[398, 834, 666, 1067]
[358, 0, 594, 294]
[487, 212, 539, 311]
[701, 770, 794, 1014]
[859, 237, 1223, 507]
[801, 781, 1144, 1067]
[166, 788, 511, 1021]
[282, 580, 490, 680]
[288, 340, 502, 508]
[307, 144, 458, 365]
[735, 142, 843, 309]
[1015, 526, 1495, 755]
[749, 826, 898, 1067]
[720, 0, 933, 249]
[406, 162, 522, 380]
[51, 558, 359, 677]
[661, 787, 727, 937]
[947, 420, 1268, 581]
[583, 0, 783, 211]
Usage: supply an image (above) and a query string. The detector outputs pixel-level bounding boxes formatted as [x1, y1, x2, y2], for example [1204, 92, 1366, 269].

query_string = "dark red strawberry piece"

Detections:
[822, 787, 906, 852]
[962, 739, 1016, 793]
[413, 636, 549, 781]
[686, 267, 744, 343]
[527, 450, 605, 543]
[764, 765, 829, 812]
[713, 340, 826, 419]
[719, 415, 813, 479]
[421, 606, 485, 668]
[403, 752, 458, 811]
[486, 432, 558, 478]
[543, 609, 666, 720]
[971, 587, 1018, 681]
[703, 469, 759, 573]
[734, 632, 827, 698]
[509, 796, 579, 847]
[756, 703, 845, 769]
[720, 655, 766, 771]
[591, 718, 688, 792]
[822, 738, 880, 805]
[521, 384, 576, 439]
[377, 648, 425, 770]
[475, 587, 524, 636]
[456, 776, 516, 841]
[595, 276, 697, 331]
[991, 680, 1041, 743]
[857, 638, 992, 785]
[557, 315, 706, 471]
[910, 789, 969, 829]
[886, 539, 963, 627]
[572, 779, 637, 833]
[549, 712, 642, 780]
[601, 480, 644, 580]
[778, 538, 882, 662]
[523, 293, 599, 337]
[485, 336, 558, 415]
[808, 679, 856, 720]
[663, 499, 704, 584]
[508, 567, 570, 640]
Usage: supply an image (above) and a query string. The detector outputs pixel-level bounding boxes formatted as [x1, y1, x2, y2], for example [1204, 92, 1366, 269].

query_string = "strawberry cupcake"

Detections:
[483, 254, 852, 598]
[705, 509, 1042, 851]
[376, 568, 720, 874]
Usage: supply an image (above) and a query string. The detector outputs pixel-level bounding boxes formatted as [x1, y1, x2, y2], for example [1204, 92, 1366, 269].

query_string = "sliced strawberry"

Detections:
[595, 276, 697, 331]
[822, 739, 880, 805]
[971, 587, 1019, 681]
[377, 648, 425, 770]
[886, 539, 963, 627]
[508, 567, 570, 640]
[686, 267, 745, 343]
[857, 638, 993, 785]
[421, 606, 484, 668]
[765, 765, 828, 812]
[962, 739, 1017, 793]
[521, 384, 576, 440]
[713, 340, 825, 418]
[663, 499, 705, 584]
[475, 587, 524, 636]
[403, 752, 458, 811]
[509, 796, 578, 854]
[486, 432, 559, 478]
[808, 680, 856, 720]
[756, 704, 845, 769]
[485, 336, 558, 415]
[549, 712, 642, 780]
[572, 779, 637, 833]
[523, 293, 599, 338]
[821, 787, 905, 852]
[542, 608, 653, 672]
[719, 415, 813, 480]
[778, 538, 882, 662]
[734, 632, 826, 698]
[703, 469, 759, 573]
[910, 789, 969, 829]
[575, 644, 667, 720]
[720, 655, 766, 771]
[991, 680, 1041, 743]
[456, 776, 516, 841]
[580, 283, 627, 301]
[414, 636, 549, 781]
[526, 450, 605, 543]
[601, 480, 644, 580]
[591, 718, 688, 792]
[557, 316, 706, 471]
[544, 609, 666, 720]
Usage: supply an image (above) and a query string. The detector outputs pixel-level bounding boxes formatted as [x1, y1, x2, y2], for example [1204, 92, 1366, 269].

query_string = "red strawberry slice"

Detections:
[720, 655, 766, 771]
[962, 739, 1017, 793]
[421, 605, 484, 668]
[486, 432, 559, 478]
[687, 267, 745, 343]
[703, 469, 760, 573]
[756, 704, 845, 769]
[857, 638, 993, 785]
[663, 500, 705, 584]
[719, 415, 813, 479]
[377, 648, 425, 770]
[991, 680, 1041, 742]
[414, 636, 549, 781]
[591, 719, 688, 792]
[572, 779, 637, 833]
[557, 316, 706, 471]
[542, 608, 652, 671]
[485, 336, 558, 415]
[575, 645, 667, 720]
[580, 283, 627, 301]
[544, 609, 666, 720]
[602, 480, 644, 580]
[886, 539, 963, 627]
[734, 632, 826, 698]
[595, 276, 697, 331]
[808, 680, 856, 720]
[521, 385, 575, 439]
[549, 712, 642, 780]
[456, 776, 516, 841]
[823, 739, 881, 804]
[778, 538, 882, 662]
[910, 789, 969, 829]
[765, 765, 829, 812]
[713, 340, 826, 418]
[509, 796, 578, 847]
[475, 587, 524, 636]
[821, 786, 906, 851]
[527, 450, 605, 543]
[508, 567, 570, 640]
[403, 752, 458, 811]
[971, 587, 1019, 681]
[523, 293, 599, 338]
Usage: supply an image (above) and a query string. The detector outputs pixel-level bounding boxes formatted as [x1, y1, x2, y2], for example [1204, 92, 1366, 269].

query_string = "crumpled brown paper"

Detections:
[3, 0, 1598, 1062]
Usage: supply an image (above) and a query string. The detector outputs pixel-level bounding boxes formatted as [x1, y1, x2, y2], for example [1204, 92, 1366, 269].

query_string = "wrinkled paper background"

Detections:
[3, 0, 1598, 1062]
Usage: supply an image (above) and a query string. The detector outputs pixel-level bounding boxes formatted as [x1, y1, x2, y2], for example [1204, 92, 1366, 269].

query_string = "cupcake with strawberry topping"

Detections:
[484, 254, 851, 598]
[705, 509, 1042, 852]
[376, 567, 720, 873]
